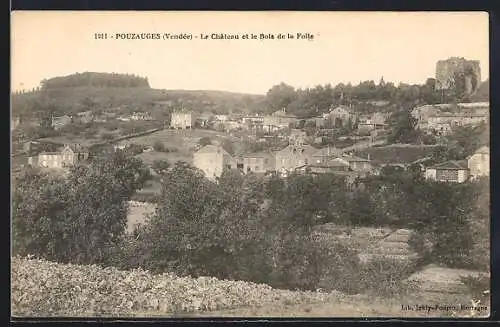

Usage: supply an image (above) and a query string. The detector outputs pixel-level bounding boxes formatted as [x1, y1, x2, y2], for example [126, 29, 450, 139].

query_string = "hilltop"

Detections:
[11, 72, 267, 118]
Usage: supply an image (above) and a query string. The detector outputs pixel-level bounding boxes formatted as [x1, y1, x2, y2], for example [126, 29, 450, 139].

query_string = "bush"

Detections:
[460, 274, 490, 301]
[153, 141, 165, 152]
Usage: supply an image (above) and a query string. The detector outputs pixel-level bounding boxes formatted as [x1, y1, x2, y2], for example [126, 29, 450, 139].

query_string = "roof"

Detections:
[337, 155, 370, 163]
[195, 145, 229, 155]
[428, 160, 468, 170]
[244, 152, 273, 158]
[310, 160, 349, 168]
[276, 144, 318, 157]
[312, 147, 343, 157]
[474, 146, 490, 154]
[271, 110, 297, 118]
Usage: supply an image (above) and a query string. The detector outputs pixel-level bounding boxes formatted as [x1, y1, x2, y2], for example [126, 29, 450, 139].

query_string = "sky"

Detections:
[11, 11, 489, 95]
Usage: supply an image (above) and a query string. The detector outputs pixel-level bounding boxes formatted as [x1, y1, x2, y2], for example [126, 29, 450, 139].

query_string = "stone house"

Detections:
[324, 106, 355, 128]
[427, 112, 488, 128]
[171, 110, 197, 129]
[330, 155, 372, 172]
[275, 144, 318, 174]
[193, 145, 233, 180]
[28, 144, 89, 169]
[11, 116, 21, 131]
[243, 152, 275, 174]
[51, 115, 72, 130]
[263, 108, 298, 132]
[425, 160, 470, 183]
[311, 146, 343, 164]
[467, 146, 489, 179]
[130, 112, 153, 121]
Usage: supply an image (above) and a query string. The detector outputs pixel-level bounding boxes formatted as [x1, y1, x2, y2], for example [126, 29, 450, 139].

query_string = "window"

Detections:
[264, 159, 269, 164]
[305, 159, 308, 165]
[255, 166, 259, 171]
[247, 167, 251, 172]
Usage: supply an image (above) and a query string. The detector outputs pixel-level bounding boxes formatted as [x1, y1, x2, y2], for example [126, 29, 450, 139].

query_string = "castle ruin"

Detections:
[435, 57, 481, 95]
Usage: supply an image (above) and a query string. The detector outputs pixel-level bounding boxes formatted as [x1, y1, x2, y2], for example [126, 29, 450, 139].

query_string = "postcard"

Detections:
[11, 11, 490, 318]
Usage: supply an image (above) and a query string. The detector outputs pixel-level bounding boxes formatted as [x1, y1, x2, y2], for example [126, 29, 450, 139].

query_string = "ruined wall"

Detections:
[435, 57, 481, 94]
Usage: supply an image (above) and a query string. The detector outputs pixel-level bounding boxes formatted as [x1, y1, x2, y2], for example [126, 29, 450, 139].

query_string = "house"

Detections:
[241, 115, 264, 124]
[243, 152, 275, 174]
[325, 106, 356, 128]
[171, 110, 197, 129]
[311, 146, 343, 164]
[215, 114, 229, 122]
[51, 115, 72, 130]
[289, 129, 307, 144]
[74, 110, 94, 124]
[427, 112, 487, 128]
[275, 143, 318, 174]
[193, 145, 233, 180]
[28, 144, 90, 169]
[330, 155, 372, 172]
[468, 146, 489, 179]
[222, 120, 243, 131]
[425, 160, 470, 183]
[130, 112, 154, 121]
[11, 116, 21, 131]
[263, 108, 298, 132]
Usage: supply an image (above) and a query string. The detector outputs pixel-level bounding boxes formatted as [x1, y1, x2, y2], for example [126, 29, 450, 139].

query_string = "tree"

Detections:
[12, 152, 149, 264]
[387, 109, 421, 144]
[265, 82, 297, 113]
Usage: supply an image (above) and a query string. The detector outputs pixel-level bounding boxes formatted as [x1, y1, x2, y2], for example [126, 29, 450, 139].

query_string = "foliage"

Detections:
[151, 160, 171, 175]
[387, 109, 422, 144]
[460, 273, 490, 301]
[11, 256, 340, 317]
[12, 152, 149, 265]
[40, 72, 150, 90]
[198, 137, 212, 147]
[153, 141, 166, 152]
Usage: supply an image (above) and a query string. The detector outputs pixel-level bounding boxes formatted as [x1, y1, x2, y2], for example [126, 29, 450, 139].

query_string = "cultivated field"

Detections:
[355, 144, 438, 165]
[11, 257, 488, 318]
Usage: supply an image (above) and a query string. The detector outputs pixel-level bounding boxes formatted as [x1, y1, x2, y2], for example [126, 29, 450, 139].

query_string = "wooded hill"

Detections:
[11, 72, 267, 118]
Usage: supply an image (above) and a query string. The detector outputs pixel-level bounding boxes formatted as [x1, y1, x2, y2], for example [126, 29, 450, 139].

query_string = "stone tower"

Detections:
[435, 57, 481, 94]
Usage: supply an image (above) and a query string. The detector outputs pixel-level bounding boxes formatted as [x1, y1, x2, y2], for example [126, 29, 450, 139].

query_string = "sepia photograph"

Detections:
[11, 11, 490, 318]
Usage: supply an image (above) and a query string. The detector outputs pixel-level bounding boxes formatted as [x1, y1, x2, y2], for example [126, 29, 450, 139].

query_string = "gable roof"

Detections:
[474, 146, 490, 155]
[428, 160, 468, 170]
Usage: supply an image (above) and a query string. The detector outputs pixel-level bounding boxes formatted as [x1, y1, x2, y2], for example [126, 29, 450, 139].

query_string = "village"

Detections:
[15, 95, 490, 186]
[11, 56, 491, 317]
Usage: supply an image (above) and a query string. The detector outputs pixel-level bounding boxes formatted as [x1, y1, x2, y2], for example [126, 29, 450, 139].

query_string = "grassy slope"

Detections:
[355, 145, 438, 165]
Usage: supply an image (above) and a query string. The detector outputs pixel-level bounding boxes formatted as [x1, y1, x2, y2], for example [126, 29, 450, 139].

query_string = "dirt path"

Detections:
[174, 294, 488, 318]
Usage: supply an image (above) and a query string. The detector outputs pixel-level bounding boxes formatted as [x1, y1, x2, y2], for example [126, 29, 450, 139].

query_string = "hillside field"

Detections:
[355, 144, 438, 165]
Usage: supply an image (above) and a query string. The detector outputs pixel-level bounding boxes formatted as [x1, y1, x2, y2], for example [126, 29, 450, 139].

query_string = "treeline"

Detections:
[12, 154, 489, 296]
[264, 75, 488, 117]
[40, 72, 150, 90]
